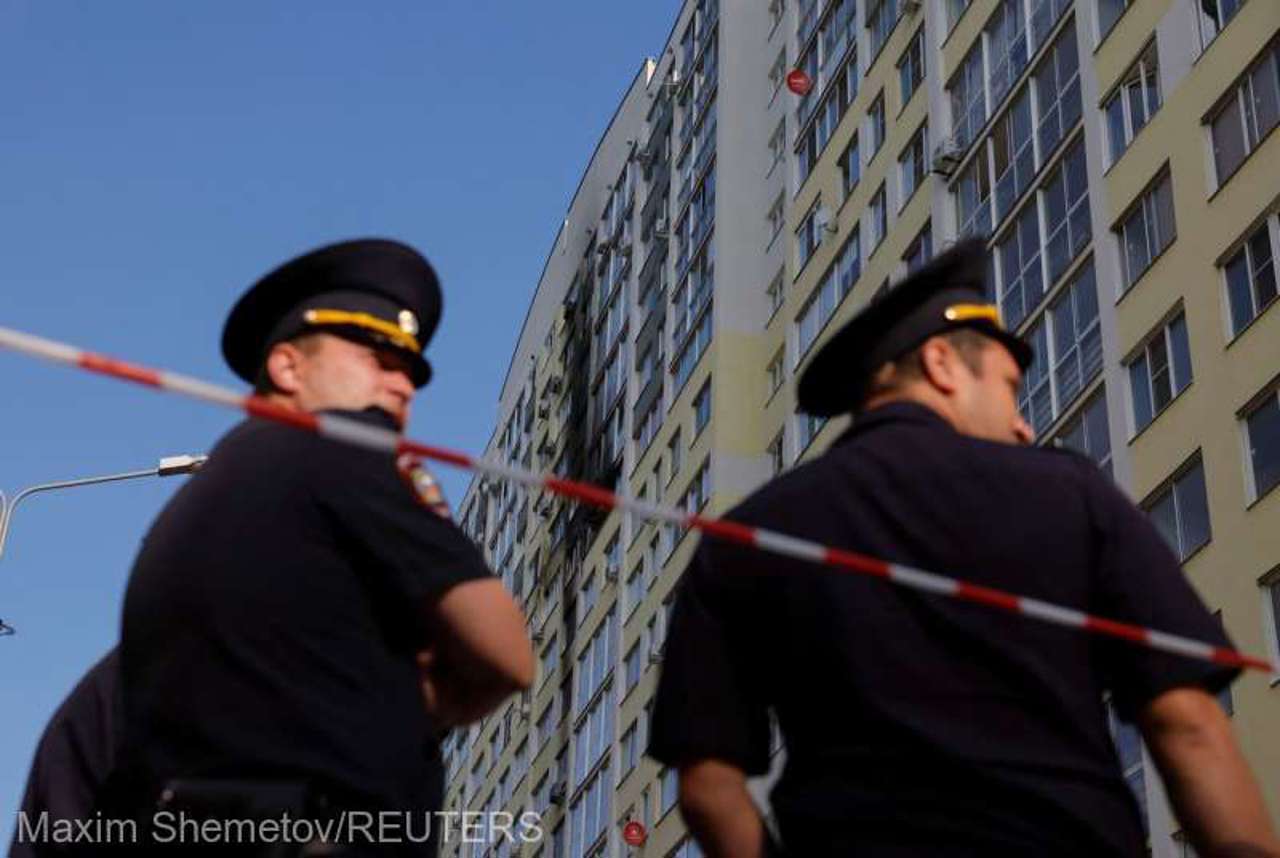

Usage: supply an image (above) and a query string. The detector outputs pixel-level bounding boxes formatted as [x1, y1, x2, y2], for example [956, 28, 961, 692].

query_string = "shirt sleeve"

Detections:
[314, 440, 494, 605]
[1085, 463, 1240, 719]
[647, 539, 772, 776]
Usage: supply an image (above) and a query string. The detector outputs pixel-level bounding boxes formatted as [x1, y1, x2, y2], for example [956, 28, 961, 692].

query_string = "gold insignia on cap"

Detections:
[303, 309, 422, 353]
[944, 303, 1005, 330]
[398, 309, 419, 337]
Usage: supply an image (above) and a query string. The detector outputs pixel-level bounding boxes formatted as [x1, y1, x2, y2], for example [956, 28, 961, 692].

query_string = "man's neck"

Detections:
[861, 389, 958, 430]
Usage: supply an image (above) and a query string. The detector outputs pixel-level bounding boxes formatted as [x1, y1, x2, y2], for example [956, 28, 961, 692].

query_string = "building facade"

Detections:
[441, 0, 1280, 856]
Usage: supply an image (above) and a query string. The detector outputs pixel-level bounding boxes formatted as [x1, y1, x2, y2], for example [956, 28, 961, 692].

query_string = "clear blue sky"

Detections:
[0, 0, 678, 830]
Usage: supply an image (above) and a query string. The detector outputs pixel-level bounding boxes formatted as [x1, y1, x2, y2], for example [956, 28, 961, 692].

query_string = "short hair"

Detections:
[252, 333, 324, 396]
[858, 327, 991, 412]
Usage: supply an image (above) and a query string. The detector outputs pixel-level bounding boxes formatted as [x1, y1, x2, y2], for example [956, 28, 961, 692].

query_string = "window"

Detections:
[997, 202, 1045, 330]
[540, 633, 560, 689]
[693, 379, 712, 434]
[1042, 140, 1091, 284]
[673, 305, 713, 392]
[622, 722, 640, 775]
[625, 641, 642, 693]
[682, 458, 712, 513]
[1129, 312, 1193, 432]
[867, 0, 899, 60]
[569, 762, 612, 855]
[1194, 0, 1245, 51]
[625, 561, 645, 616]
[768, 429, 785, 476]
[987, 0, 1029, 109]
[957, 151, 993, 238]
[1034, 28, 1081, 158]
[796, 202, 821, 270]
[1208, 43, 1280, 186]
[840, 133, 861, 196]
[766, 193, 785, 244]
[949, 43, 987, 150]
[1224, 220, 1278, 336]
[1097, 0, 1130, 40]
[1055, 391, 1113, 475]
[768, 119, 786, 175]
[660, 766, 679, 814]
[899, 124, 928, 206]
[1050, 262, 1103, 410]
[767, 349, 785, 396]
[667, 430, 683, 482]
[992, 87, 1035, 221]
[904, 222, 932, 273]
[947, 0, 973, 31]
[1244, 389, 1280, 501]
[1018, 320, 1053, 433]
[766, 268, 785, 317]
[868, 184, 888, 251]
[1103, 42, 1162, 165]
[868, 92, 887, 156]
[1107, 704, 1148, 834]
[577, 573, 597, 628]
[1143, 458, 1211, 562]
[796, 227, 860, 361]
[1117, 172, 1176, 290]
[898, 28, 925, 106]
[798, 410, 828, 451]
[1266, 572, 1280, 665]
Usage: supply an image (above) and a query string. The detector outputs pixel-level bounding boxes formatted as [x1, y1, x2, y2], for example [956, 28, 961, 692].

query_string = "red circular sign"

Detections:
[622, 821, 647, 846]
[786, 69, 813, 96]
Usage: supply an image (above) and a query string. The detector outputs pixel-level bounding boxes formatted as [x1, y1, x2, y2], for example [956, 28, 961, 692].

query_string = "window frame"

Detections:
[1127, 308, 1193, 435]
[1239, 383, 1280, 505]
[1140, 453, 1212, 563]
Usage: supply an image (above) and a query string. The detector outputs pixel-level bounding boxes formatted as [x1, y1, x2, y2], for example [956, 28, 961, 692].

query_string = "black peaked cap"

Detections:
[222, 238, 442, 388]
[796, 239, 1033, 417]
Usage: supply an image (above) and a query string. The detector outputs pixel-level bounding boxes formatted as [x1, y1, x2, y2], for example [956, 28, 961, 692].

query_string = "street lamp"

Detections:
[0, 453, 207, 635]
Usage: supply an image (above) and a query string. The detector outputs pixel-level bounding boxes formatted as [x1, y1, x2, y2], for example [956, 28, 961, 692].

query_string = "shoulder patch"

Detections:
[396, 454, 453, 520]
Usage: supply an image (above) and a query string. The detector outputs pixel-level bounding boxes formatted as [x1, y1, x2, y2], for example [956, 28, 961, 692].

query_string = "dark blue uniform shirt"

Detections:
[649, 402, 1237, 856]
[116, 408, 490, 827]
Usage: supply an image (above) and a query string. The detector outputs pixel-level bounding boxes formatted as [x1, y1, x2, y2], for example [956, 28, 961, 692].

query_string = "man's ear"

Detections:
[918, 336, 962, 396]
[264, 342, 305, 395]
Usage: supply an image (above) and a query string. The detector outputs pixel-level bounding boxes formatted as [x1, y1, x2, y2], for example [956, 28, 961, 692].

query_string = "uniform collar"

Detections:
[315, 405, 402, 431]
[834, 401, 955, 446]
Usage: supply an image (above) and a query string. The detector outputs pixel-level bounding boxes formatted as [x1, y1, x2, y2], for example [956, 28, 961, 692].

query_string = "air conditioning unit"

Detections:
[537, 405, 551, 420]
[654, 215, 670, 240]
[903, 0, 922, 13]
[550, 782, 568, 805]
[813, 206, 837, 237]
[546, 376, 563, 395]
[931, 136, 964, 177]
[531, 629, 544, 644]
[604, 561, 620, 583]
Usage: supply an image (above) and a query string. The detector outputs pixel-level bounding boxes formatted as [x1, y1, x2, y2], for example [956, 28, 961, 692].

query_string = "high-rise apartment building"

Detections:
[441, 1, 1279, 856]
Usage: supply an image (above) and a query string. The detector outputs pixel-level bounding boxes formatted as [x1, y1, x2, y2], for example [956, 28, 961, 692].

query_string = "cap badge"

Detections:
[398, 310, 419, 337]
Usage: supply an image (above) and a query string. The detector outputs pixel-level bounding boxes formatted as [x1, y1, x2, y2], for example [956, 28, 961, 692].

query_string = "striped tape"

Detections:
[0, 324, 1273, 675]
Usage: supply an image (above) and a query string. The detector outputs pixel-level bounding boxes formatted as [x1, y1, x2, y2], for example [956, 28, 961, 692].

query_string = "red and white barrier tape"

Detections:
[0, 324, 1274, 675]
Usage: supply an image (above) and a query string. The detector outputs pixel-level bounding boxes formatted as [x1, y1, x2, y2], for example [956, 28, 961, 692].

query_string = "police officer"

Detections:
[648, 240, 1278, 857]
[109, 239, 534, 855]
[11, 648, 121, 858]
